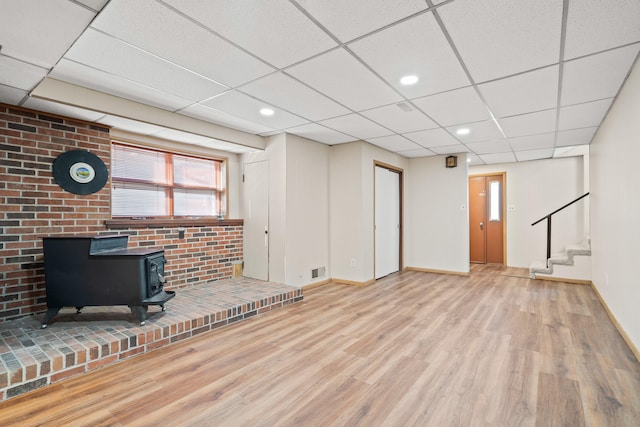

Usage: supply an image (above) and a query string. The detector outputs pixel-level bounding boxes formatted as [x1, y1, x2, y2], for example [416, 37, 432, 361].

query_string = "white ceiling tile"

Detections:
[0, 0, 96, 68]
[366, 135, 422, 152]
[479, 152, 517, 164]
[430, 144, 470, 155]
[360, 103, 438, 134]
[349, 12, 469, 99]
[561, 44, 640, 106]
[179, 104, 274, 134]
[446, 120, 504, 143]
[398, 148, 436, 158]
[556, 127, 598, 147]
[287, 48, 403, 111]
[92, 0, 274, 87]
[404, 128, 459, 148]
[240, 72, 350, 121]
[296, 0, 428, 42]
[438, 0, 563, 82]
[202, 91, 309, 130]
[467, 153, 483, 165]
[0, 85, 28, 104]
[285, 123, 355, 145]
[163, 0, 337, 68]
[412, 86, 490, 127]
[0, 56, 47, 91]
[515, 148, 554, 162]
[478, 66, 559, 118]
[465, 140, 512, 155]
[498, 109, 557, 138]
[564, 0, 640, 60]
[74, 0, 109, 11]
[22, 98, 106, 122]
[64, 28, 228, 102]
[318, 114, 392, 140]
[99, 115, 165, 135]
[509, 133, 556, 151]
[558, 99, 613, 131]
[50, 59, 196, 111]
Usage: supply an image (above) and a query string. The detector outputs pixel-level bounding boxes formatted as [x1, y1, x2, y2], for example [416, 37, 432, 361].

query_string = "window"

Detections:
[111, 143, 226, 218]
[489, 180, 501, 221]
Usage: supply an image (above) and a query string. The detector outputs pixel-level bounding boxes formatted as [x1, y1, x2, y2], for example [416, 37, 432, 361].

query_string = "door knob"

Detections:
[480, 222, 484, 230]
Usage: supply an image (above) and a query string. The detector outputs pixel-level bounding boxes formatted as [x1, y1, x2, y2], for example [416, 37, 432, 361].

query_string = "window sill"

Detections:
[105, 218, 244, 229]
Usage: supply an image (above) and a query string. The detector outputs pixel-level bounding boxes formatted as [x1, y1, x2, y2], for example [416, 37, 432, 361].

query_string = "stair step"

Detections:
[566, 245, 591, 256]
[529, 236, 592, 279]
[548, 256, 573, 266]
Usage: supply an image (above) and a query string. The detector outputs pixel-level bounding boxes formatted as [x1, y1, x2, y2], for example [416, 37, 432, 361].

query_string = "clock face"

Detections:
[69, 162, 96, 183]
[446, 156, 457, 167]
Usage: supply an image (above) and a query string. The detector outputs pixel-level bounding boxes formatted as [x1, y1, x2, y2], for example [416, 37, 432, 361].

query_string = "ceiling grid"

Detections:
[0, 0, 638, 161]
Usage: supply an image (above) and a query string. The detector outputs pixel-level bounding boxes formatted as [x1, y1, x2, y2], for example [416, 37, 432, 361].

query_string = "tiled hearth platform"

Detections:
[0, 278, 302, 401]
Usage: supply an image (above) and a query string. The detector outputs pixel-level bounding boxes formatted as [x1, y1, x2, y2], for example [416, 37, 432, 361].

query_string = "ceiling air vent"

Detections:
[396, 102, 413, 112]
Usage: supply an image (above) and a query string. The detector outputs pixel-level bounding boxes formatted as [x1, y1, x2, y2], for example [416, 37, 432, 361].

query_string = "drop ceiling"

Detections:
[1, 0, 639, 164]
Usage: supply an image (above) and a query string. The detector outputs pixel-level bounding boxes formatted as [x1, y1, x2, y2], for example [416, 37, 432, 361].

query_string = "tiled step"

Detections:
[0, 278, 302, 401]
[530, 239, 592, 279]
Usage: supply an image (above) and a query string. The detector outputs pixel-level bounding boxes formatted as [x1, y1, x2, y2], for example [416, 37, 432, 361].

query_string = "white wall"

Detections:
[470, 156, 586, 269]
[329, 142, 365, 282]
[405, 154, 470, 273]
[590, 59, 640, 352]
[285, 134, 330, 286]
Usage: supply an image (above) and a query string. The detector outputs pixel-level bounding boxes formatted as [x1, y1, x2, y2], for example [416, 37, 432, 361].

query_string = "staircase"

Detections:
[529, 237, 591, 279]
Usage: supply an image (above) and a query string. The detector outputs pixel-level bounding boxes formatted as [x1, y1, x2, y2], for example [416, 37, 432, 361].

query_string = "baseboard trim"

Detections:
[534, 275, 592, 285]
[301, 279, 331, 291]
[404, 266, 470, 276]
[590, 282, 640, 363]
[331, 278, 376, 286]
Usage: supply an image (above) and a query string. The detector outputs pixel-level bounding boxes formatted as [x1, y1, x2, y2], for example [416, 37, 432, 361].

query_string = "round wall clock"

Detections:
[52, 150, 108, 195]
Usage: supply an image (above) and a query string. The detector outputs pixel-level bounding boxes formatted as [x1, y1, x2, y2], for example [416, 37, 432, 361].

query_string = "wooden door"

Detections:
[469, 176, 487, 263]
[375, 165, 401, 279]
[469, 174, 505, 264]
[242, 161, 269, 280]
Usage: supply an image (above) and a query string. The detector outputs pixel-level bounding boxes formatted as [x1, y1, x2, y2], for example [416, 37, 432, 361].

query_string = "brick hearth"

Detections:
[0, 278, 302, 401]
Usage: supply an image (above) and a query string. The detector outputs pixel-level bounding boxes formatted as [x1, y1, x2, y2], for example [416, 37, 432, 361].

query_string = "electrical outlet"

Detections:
[350, 258, 356, 267]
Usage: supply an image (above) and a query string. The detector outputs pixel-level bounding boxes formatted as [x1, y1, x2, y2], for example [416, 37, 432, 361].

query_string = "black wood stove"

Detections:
[41, 235, 175, 327]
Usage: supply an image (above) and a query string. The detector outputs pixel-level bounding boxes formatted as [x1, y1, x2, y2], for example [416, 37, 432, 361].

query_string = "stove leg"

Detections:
[129, 305, 148, 326]
[41, 307, 61, 328]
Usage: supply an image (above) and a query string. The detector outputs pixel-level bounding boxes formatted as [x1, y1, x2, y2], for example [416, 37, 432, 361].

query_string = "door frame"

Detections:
[469, 172, 507, 265]
[374, 161, 404, 278]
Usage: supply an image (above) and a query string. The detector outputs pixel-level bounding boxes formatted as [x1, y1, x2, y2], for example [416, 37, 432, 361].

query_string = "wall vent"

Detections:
[311, 266, 326, 279]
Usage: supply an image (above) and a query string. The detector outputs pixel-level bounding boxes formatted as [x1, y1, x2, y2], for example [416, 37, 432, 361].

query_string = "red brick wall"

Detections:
[0, 104, 243, 322]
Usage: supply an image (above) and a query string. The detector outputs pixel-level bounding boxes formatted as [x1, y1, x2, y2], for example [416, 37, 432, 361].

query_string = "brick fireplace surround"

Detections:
[0, 103, 243, 321]
[0, 103, 303, 401]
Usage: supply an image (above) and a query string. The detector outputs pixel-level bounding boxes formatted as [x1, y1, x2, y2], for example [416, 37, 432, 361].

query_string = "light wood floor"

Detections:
[2, 267, 639, 426]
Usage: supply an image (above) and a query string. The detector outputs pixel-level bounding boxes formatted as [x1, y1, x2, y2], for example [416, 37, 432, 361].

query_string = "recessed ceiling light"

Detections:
[260, 108, 274, 116]
[456, 128, 470, 135]
[400, 75, 419, 86]
[467, 158, 471, 162]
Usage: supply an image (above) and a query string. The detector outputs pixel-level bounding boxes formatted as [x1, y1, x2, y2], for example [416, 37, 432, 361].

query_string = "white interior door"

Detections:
[242, 161, 269, 281]
[375, 166, 400, 279]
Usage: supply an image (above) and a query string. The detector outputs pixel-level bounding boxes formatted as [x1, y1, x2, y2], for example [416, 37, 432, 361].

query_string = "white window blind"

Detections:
[111, 143, 225, 218]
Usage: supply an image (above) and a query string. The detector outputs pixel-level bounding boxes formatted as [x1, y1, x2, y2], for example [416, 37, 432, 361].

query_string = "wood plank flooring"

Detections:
[1, 267, 639, 426]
